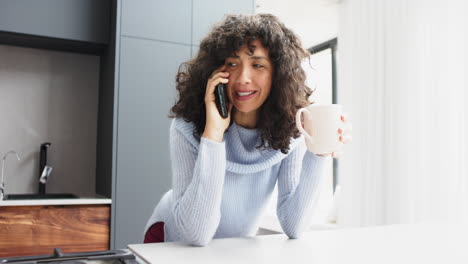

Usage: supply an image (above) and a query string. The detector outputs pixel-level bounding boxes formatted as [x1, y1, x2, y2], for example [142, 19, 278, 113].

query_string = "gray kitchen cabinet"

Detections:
[114, 36, 191, 249]
[0, 0, 110, 44]
[192, 0, 255, 45]
[120, 0, 191, 44]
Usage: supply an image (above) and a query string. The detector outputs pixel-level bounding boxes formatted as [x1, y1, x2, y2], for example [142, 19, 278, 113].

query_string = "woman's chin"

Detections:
[232, 104, 257, 114]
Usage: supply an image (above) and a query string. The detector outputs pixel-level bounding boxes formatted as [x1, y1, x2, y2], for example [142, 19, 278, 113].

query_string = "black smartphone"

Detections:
[215, 83, 229, 118]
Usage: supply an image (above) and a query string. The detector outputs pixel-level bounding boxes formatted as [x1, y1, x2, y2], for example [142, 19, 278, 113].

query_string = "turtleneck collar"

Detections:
[224, 122, 304, 174]
[172, 118, 304, 174]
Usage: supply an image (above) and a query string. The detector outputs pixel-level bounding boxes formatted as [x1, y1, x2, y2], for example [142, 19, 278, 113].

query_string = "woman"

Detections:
[144, 14, 351, 246]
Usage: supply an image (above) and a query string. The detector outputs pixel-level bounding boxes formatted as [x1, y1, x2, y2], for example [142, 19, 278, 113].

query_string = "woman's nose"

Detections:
[236, 65, 251, 84]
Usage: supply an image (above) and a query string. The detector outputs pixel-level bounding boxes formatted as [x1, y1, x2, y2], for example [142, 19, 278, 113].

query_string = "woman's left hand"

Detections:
[317, 114, 352, 158]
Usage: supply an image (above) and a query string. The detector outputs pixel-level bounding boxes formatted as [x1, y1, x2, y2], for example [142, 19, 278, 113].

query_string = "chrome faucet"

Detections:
[1, 150, 21, 200]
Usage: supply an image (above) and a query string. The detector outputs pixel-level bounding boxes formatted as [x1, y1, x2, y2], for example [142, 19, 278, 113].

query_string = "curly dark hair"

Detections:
[170, 14, 312, 154]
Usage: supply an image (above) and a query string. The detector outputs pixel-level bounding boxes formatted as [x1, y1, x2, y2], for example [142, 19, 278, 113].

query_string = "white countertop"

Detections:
[0, 196, 111, 206]
[259, 214, 338, 234]
[128, 223, 468, 264]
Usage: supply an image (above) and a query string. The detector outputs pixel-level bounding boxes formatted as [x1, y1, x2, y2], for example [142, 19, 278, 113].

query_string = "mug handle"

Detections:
[296, 108, 314, 144]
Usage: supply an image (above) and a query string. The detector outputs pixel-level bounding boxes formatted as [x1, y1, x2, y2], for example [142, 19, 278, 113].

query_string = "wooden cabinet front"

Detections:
[0, 204, 110, 258]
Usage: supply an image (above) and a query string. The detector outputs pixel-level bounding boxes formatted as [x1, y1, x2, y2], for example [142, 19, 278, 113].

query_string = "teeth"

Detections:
[237, 91, 255, 96]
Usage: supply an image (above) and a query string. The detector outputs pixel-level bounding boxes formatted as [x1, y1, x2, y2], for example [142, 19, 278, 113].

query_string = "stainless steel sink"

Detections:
[3, 193, 78, 200]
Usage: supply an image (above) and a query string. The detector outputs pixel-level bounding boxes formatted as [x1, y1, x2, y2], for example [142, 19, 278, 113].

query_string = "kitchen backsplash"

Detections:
[0, 44, 99, 196]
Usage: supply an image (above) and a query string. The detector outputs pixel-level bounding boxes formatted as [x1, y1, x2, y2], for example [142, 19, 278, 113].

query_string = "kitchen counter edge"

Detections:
[0, 197, 112, 206]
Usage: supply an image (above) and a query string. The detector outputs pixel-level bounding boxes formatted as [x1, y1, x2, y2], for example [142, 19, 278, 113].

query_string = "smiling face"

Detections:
[225, 40, 273, 115]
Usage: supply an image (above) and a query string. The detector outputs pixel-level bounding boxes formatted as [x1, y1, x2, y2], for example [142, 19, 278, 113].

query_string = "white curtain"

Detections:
[337, 0, 468, 226]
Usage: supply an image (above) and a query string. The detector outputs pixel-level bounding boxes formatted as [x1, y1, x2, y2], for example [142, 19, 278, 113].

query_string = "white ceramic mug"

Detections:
[296, 104, 343, 154]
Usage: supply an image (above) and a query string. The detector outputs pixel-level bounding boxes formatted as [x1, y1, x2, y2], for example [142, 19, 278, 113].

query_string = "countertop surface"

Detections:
[0, 195, 111, 206]
[128, 223, 468, 264]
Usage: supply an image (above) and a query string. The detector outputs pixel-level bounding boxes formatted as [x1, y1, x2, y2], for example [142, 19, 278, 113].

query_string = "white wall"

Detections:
[0, 45, 99, 197]
[255, 0, 339, 48]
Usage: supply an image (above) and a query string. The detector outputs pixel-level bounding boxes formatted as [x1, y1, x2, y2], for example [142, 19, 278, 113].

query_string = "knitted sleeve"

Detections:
[170, 120, 226, 246]
[276, 141, 327, 238]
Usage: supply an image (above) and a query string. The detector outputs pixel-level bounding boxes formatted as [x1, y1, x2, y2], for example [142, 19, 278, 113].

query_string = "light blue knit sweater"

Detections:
[145, 118, 327, 246]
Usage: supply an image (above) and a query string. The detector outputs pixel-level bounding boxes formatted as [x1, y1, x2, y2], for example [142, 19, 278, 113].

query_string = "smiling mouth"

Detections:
[236, 91, 256, 96]
[235, 91, 258, 101]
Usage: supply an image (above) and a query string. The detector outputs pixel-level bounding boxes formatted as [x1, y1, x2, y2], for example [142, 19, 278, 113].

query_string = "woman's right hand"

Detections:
[202, 65, 233, 142]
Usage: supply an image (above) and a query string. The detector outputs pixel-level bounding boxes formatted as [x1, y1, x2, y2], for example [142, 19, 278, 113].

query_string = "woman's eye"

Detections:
[227, 62, 237, 67]
[253, 64, 264, 68]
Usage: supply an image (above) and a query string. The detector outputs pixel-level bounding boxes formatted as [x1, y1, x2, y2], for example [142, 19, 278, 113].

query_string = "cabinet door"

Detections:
[116, 36, 191, 248]
[0, 0, 110, 43]
[0, 205, 110, 258]
[121, 0, 191, 45]
[192, 0, 255, 45]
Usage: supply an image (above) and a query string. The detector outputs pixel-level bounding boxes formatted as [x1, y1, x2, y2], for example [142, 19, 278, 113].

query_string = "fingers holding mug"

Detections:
[341, 113, 349, 122]
[296, 104, 353, 158]
[339, 135, 352, 144]
[332, 152, 343, 158]
[338, 113, 352, 144]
